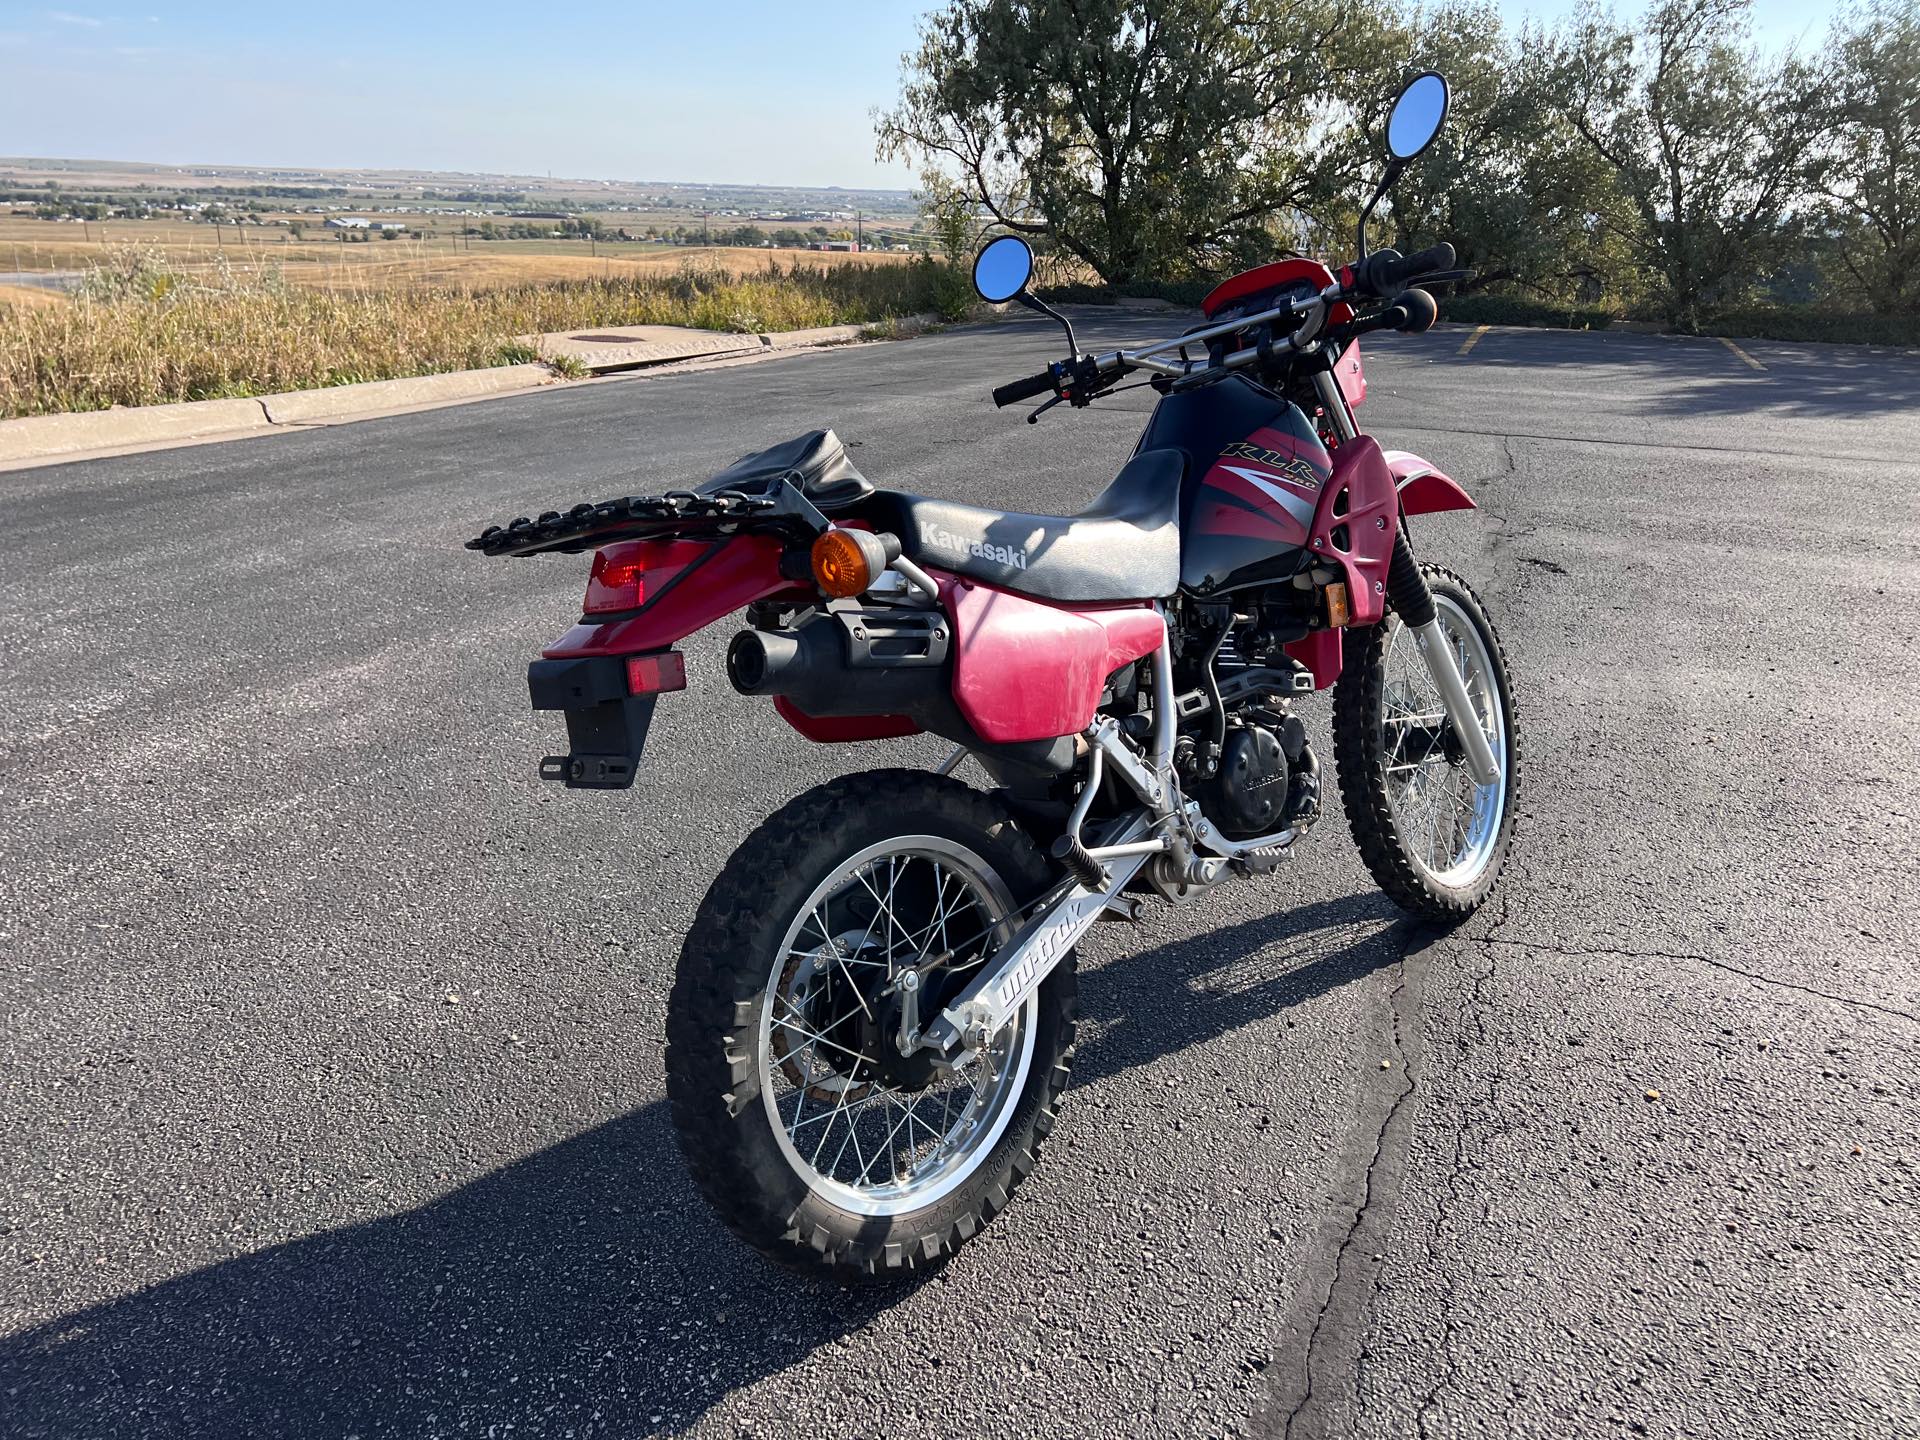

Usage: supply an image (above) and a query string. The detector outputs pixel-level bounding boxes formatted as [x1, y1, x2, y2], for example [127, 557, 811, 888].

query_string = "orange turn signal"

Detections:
[1325, 582, 1352, 628]
[811, 528, 886, 598]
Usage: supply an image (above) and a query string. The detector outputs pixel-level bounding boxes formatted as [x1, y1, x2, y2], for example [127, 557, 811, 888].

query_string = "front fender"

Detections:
[1381, 449, 1476, 516]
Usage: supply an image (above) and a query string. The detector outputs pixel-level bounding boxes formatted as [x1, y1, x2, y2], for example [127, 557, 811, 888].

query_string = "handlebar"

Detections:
[988, 244, 1456, 410]
[993, 368, 1058, 407]
[1356, 242, 1456, 297]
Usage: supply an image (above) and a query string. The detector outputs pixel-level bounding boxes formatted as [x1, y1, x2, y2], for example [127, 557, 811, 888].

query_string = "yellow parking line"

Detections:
[1457, 324, 1490, 356]
[1719, 336, 1765, 371]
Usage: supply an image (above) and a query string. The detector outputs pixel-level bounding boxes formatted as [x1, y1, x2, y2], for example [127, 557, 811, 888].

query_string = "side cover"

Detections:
[938, 573, 1164, 744]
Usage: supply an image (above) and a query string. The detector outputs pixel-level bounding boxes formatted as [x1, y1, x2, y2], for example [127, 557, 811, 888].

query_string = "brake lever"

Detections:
[1026, 394, 1067, 425]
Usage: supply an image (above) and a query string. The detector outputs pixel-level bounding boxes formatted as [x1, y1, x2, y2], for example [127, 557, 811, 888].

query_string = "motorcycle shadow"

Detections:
[0, 1099, 895, 1439]
[1, 897, 1423, 1439]
[1073, 891, 1419, 1086]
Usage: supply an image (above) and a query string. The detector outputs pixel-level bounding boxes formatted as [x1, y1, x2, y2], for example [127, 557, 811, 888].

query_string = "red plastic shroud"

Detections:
[1308, 435, 1401, 628]
[935, 571, 1164, 745]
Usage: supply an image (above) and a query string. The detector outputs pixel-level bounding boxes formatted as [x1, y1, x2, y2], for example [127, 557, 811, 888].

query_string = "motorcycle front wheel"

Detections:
[1333, 564, 1519, 920]
[664, 769, 1077, 1280]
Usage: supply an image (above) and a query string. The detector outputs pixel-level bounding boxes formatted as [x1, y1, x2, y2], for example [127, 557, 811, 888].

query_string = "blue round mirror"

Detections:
[972, 235, 1035, 304]
[1387, 72, 1449, 161]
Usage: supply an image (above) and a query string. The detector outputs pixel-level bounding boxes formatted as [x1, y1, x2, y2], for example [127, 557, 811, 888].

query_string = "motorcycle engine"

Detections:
[1194, 711, 1317, 840]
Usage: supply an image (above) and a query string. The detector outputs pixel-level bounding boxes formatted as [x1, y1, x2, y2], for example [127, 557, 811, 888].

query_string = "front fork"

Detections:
[1385, 532, 1501, 787]
[1313, 367, 1500, 789]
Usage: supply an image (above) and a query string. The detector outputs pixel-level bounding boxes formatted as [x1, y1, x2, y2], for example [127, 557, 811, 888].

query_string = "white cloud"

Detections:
[47, 10, 104, 26]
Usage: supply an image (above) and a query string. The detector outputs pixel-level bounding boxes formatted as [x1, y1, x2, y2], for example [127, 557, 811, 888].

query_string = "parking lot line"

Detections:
[1457, 324, 1490, 356]
[1719, 336, 1766, 371]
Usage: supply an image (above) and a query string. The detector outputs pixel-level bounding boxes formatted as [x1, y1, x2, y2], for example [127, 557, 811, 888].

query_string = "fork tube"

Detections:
[1312, 368, 1358, 442]
[1413, 620, 1500, 787]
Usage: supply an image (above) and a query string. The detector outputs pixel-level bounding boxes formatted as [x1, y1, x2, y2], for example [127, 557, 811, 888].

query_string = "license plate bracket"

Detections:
[528, 656, 657, 790]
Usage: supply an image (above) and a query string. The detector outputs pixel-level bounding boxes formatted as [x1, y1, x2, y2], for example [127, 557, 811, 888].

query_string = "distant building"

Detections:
[809, 240, 858, 252]
[325, 217, 404, 231]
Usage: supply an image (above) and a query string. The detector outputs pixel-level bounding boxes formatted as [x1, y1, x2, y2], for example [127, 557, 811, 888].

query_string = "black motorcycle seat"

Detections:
[860, 448, 1184, 603]
[698, 429, 873, 510]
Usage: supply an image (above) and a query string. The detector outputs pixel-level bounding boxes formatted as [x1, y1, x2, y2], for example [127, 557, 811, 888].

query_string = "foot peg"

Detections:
[1050, 832, 1105, 889]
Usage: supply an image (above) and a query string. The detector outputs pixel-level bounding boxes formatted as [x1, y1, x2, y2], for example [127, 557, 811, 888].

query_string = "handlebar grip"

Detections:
[1393, 287, 1438, 335]
[1359, 242, 1456, 296]
[992, 369, 1057, 407]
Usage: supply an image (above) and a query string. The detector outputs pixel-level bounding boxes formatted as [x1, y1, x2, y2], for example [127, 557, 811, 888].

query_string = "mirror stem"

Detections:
[1356, 159, 1405, 262]
[1015, 290, 1078, 357]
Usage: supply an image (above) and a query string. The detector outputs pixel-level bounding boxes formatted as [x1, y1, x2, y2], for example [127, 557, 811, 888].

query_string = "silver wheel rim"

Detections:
[1379, 592, 1510, 888]
[757, 836, 1036, 1217]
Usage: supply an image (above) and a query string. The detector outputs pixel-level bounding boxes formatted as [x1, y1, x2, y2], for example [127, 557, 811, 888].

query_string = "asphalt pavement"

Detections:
[2, 313, 1916, 1439]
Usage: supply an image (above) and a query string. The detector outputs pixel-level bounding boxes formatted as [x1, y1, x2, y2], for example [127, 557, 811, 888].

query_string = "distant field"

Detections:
[0, 283, 65, 310]
[0, 215, 915, 294]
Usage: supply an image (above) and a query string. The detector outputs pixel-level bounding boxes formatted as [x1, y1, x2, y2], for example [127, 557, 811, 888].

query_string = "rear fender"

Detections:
[1382, 449, 1476, 516]
[541, 534, 806, 659]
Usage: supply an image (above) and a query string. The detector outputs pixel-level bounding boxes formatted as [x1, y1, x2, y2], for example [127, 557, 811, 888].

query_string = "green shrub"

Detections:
[1704, 307, 1920, 347]
[919, 257, 976, 321]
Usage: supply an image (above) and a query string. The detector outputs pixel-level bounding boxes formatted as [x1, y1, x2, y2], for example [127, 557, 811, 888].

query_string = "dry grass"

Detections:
[0, 248, 951, 418]
[0, 217, 912, 292]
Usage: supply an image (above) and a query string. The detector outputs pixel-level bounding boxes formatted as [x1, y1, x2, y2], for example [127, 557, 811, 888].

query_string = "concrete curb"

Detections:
[0, 365, 555, 468]
[0, 396, 275, 465]
[257, 366, 555, 425]
[533, 314, 939, 374]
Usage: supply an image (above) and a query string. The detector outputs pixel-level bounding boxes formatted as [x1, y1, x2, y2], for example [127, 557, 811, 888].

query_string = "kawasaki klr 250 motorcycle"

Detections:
[470, 72, 1516, 1278]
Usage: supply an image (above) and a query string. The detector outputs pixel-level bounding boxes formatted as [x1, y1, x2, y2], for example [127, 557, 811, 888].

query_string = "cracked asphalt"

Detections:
[2, 314, 1916, 1438]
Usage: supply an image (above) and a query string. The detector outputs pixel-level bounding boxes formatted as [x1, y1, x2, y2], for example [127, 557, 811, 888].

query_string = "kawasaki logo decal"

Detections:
[919, 521, 1029, 570]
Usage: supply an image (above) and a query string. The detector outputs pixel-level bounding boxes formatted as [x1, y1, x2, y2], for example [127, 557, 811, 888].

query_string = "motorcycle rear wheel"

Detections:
[664, 770, 1077, 1280]
[1333, 564, 1519, 920]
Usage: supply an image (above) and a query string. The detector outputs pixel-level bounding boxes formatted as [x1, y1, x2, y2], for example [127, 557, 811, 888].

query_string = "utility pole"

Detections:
[856, 210, 863, 253]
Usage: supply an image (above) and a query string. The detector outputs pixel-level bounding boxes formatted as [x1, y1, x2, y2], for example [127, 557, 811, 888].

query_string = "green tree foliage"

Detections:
[1378, 3, 1641, 303]
[877, 0, 1404, 284]
[1814, 1, 1920, 313]
[1547, 0, 1827, 328]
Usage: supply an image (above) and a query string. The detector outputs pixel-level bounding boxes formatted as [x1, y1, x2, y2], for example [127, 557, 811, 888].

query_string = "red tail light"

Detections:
[626, 651, 687, 695]
[586, 550, 647, 613]
[583, 538, 716, 616]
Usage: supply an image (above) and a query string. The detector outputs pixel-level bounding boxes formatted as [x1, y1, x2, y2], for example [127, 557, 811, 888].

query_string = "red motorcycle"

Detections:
[471, 72, 1515, 1278]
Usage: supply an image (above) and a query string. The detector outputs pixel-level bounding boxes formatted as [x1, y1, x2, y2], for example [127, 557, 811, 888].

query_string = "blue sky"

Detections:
[0, 1, 1839, 189]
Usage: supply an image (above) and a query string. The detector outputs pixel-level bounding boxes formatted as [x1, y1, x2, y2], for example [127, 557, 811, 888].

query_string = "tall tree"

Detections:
[1815, 2, 1920, 314]
[1548, 0, 1827, 328]
[876, 0, 1406, 285]
[1380, 3, 1641, 302]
